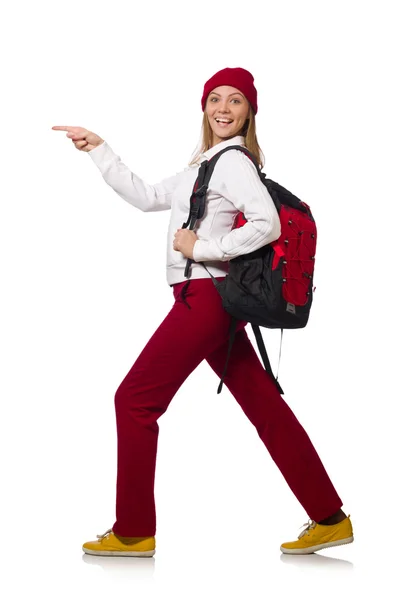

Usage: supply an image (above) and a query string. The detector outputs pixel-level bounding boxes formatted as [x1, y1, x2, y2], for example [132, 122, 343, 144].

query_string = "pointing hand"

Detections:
[51, 125, 104, 152]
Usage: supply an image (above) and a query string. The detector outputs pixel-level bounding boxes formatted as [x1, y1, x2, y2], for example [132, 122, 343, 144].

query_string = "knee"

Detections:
[114, 383, 130, 412]
[114, 383, 144, 422]
[114, 382, 161, 425]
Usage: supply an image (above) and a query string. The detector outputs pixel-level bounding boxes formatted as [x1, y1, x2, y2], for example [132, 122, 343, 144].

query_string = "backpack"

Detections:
[181, 145, 317, 395]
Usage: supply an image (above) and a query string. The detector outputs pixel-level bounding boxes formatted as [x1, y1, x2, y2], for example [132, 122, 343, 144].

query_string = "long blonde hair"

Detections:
[188, 105, 265, 170]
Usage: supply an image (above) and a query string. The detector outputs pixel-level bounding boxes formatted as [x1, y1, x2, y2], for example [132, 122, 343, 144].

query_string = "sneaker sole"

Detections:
[280, 535, 354, 555]
[82, 547, 155, 557]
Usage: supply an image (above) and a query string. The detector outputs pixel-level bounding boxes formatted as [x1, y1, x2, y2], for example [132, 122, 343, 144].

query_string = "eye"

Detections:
[231, 99, 241, 104]
[209, 97, 218, 102]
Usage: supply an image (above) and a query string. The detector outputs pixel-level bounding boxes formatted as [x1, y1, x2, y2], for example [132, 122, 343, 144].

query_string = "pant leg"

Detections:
[112, 277, 247, 537]
[205, 327, 343, 523]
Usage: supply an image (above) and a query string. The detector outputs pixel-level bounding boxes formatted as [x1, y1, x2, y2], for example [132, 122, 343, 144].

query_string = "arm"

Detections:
[88, 140, 180, 212]
[193, 150, 281, 262]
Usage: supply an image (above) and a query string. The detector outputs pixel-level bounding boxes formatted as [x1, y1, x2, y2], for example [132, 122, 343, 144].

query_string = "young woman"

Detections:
[52, 67, 353, 557]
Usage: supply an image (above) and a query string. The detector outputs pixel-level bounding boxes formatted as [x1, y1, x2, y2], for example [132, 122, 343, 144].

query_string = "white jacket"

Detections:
[88, 135, 281, 286]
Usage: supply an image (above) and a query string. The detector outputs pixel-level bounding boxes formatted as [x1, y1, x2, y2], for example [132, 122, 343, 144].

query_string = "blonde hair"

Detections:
[188, 104, 265, 170]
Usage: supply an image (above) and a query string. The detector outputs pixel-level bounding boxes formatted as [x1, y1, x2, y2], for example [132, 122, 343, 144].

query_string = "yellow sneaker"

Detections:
[280, 515, 354, 554]
[82, 528, 156, 557]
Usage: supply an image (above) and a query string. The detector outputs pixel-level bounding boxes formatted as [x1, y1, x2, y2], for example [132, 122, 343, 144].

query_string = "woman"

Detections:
[52, 67, 353, 557]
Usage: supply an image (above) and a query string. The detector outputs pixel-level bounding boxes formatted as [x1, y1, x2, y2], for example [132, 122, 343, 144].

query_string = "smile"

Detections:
[215, 118, 233, 126]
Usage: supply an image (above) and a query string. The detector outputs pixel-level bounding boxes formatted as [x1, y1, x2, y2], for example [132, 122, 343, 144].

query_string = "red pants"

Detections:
[112, 277, 342, 537]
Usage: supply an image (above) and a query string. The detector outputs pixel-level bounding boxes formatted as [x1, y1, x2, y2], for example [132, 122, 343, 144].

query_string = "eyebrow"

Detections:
[209, 92, 244, 98]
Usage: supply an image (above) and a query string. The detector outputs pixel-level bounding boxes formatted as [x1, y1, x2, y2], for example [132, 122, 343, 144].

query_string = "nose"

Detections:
[217, 99, 230, 113]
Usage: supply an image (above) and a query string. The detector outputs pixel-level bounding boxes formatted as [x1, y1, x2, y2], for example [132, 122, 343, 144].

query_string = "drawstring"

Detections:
[180, 279, 191, 309]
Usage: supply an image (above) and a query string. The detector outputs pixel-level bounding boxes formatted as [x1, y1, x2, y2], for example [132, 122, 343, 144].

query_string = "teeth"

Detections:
[216, 118, 232, 123]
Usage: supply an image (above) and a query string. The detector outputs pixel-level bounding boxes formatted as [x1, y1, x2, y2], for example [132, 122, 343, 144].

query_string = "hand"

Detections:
[51, 125, 105, 152]
[173, 229, 198, 260]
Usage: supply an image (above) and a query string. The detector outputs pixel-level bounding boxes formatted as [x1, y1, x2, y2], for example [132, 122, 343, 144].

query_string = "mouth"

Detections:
[214, 117, 234, 127]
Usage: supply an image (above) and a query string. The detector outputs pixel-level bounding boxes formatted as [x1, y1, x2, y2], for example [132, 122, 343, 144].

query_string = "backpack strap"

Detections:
[183, 159, 211, 278]
[216, 316, 238, 394]
[251, 325, 284, 395]
[200, 144, 264, 182]
[182, 159, 209, 231]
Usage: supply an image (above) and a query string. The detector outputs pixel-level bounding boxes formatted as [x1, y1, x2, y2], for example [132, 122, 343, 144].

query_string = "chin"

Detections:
[212, 129, 240, 141]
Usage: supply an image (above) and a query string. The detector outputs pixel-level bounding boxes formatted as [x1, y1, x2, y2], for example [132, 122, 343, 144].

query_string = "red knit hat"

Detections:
[201, 67, 258, 115]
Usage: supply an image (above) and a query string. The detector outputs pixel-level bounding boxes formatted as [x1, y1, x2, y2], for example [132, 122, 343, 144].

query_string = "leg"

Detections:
[205, 327, 343, 523]
[112, 277, 247, 537]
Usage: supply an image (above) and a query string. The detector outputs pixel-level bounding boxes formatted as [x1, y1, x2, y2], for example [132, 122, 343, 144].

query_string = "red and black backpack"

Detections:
[182, 145, 317, 395]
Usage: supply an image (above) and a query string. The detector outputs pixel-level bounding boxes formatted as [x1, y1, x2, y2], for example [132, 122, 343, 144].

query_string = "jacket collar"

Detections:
[197, 135, 246, 164]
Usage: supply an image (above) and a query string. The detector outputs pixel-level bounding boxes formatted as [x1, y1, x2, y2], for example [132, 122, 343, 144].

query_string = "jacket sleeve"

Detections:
[88, 141, 180, 212]
[192, 149, 281, 262]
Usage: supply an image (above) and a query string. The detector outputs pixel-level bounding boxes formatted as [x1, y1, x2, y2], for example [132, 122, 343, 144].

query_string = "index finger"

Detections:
[51, 126, 79, 132]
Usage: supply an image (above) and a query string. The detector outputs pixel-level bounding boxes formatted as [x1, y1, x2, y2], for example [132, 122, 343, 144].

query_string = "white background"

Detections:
[1, 0, 396, 598]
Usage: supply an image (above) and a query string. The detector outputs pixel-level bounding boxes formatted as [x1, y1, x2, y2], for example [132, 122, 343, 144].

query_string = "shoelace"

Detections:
[298, 519, 317, 539]
[97, 528, 112, 540]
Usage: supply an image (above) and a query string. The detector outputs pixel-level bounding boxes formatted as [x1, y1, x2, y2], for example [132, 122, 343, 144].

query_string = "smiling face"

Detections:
[205, 85, 250, 147]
